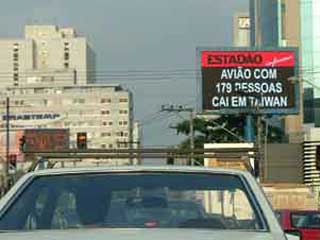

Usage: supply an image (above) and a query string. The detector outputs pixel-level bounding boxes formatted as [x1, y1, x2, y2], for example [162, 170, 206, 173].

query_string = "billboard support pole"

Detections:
[256, 115, 263, 181]
[245, 115, 254, 142]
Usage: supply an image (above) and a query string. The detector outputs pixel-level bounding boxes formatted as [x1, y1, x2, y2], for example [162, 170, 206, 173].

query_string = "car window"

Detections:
[291, 212, 320, 229]
[0, 173, 265, 231]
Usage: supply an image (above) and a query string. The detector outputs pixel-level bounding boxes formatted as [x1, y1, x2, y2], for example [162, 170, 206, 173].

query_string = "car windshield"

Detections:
[0, 172, 264, 231]
[291, 212, 320, 229]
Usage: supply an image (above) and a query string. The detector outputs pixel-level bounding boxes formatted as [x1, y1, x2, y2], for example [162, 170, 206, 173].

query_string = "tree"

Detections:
[172, 115, 284, 165]
[174, 115, 246, 143]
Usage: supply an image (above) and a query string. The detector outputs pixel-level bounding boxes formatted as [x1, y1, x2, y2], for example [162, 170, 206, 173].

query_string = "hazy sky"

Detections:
[0, 0, 248, 147]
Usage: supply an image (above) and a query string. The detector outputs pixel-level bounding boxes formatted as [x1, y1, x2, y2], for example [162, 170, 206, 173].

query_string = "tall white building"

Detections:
[233, 13, 250, 47]
[0, 25, 140, 170]
[0, 25, 95, 88]
[0, 84, 137, 161]
[0, 84, 133, 148]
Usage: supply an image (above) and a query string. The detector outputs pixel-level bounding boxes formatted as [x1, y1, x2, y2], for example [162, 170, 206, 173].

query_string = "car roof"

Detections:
[26, 166, 249, 177]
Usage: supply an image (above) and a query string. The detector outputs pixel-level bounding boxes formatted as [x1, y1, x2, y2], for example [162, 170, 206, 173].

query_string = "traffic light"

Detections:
[19, 135, 26, 152]
[77, 132, 87, 150]
[316, 145, 320, 170]
[8, 154, 17, 170]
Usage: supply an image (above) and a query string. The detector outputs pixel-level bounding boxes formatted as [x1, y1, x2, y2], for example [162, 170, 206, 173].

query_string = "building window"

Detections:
[119, 109, 128, 114]
[73, 98, 85, 104]
[119, 121, 128, 126]
[101, 132, 111, 137]
[108, 144, 113, 148]
[64, 52, 69, 60]
[101, 98, 112, 103]
[34, 88, 45, 94]
[101, 110, 110, 115]
[117, 142, 128, 148]
[64, 62, 69, 69]
[13, 53, 19, 61]
[118, 131, 128, 137]
[117, 132, 123, 137]
[102, 121, 113, 126]
[101, 144, 107, 149]
[119, 98, 128, 103]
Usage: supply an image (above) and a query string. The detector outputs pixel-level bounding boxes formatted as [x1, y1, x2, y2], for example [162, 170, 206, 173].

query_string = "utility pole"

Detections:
[190, 110, 195, 166]
[256, 115, 263, 181]
[264, 117, 268, 182]
[161, 105, 195, 165]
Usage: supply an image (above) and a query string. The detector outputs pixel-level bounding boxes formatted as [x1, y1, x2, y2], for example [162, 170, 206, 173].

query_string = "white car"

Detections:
[0, 166, 298, 240]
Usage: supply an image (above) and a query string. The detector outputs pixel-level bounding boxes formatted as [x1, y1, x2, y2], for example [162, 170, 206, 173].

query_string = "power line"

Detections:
[0, 66, 319, 76]
[139, 112, 176, 127]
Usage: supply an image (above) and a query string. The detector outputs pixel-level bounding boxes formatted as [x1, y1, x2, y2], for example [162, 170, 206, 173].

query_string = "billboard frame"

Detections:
[196, 46, 300, 115]
[23, 128, 70, 152]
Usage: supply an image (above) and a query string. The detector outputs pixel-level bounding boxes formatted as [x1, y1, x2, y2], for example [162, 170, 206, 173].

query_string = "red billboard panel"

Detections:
[24, 129, 69, 152]
[199, 48, 299, 114]
[201, 51, 295, 68]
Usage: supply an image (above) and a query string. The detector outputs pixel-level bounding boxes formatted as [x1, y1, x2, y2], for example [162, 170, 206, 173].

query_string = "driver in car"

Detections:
[75, 186, 111, 227]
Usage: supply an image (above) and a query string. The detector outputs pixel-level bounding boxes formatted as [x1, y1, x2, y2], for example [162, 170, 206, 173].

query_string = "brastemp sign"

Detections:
[198, 48, 299, 115]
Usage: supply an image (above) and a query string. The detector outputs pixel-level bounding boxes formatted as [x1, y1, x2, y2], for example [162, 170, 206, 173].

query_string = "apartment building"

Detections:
[0, 25, 95, 88]
[0, 84, 135, 151]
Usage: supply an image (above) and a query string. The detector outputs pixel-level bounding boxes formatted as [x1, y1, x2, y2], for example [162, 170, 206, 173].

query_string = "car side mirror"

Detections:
[284, 229, 301, 240]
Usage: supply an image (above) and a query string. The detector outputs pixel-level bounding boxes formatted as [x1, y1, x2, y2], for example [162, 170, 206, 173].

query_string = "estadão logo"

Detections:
[201, 50, 295, 68]
[207, 54, 263, 65]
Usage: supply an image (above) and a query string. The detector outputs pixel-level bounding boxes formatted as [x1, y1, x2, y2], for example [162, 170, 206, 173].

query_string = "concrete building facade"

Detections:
[0, 84, 135, 152]
[301, 0, 320, 97]
[249, 0, 303, 142]
[250, 0, 280, 47]
[0, 25, 95, 88]
[303, 128, 320, 187]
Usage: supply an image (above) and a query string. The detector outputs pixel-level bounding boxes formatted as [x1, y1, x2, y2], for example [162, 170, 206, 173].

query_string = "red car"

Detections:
[276, 209, 320, 240]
